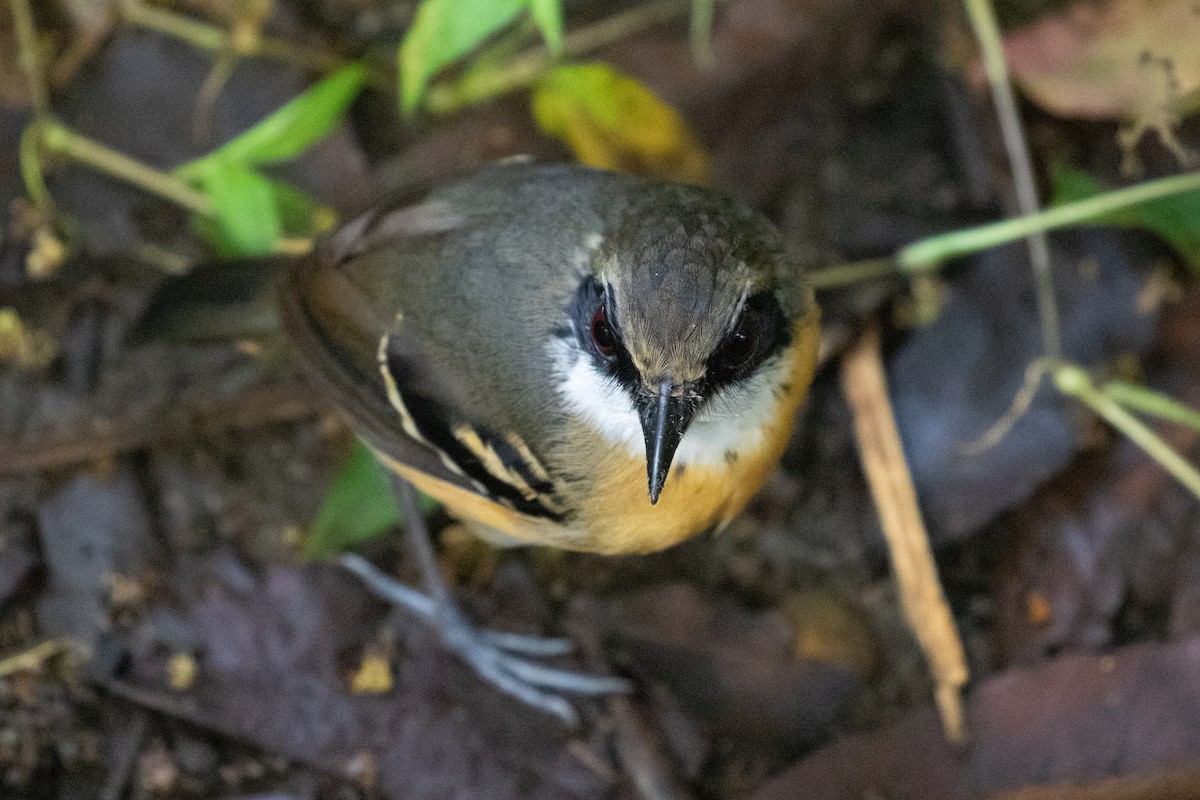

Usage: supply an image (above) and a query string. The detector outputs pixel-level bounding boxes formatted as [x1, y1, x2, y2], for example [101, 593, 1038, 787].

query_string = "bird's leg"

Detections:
[339, 471, 630, 725]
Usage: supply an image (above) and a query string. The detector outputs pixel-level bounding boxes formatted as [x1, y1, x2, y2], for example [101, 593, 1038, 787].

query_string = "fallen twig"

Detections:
[569, 599, 692, 800]
[97, 677, 354, 784]
[841, 323, 969, 743]
[0, 381, 319, 476]
[98, 707, 149, 800]
[610, 695, 693, 800]
[987, 765, 1200, 800]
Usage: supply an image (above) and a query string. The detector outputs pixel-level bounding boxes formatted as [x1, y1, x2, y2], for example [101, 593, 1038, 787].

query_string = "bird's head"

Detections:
[557, 183, 816, 503]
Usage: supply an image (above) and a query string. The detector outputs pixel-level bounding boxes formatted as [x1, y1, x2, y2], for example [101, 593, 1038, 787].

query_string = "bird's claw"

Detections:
[339, 553, 630, 725]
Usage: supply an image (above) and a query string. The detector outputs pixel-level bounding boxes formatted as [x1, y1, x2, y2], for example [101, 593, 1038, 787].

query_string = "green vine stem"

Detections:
[1054, 364, 1200, 501]
[36, 120, 213, 216]
[689, 0, 716, 70]
[811, 169, 1200, 292]
[1104, 380, 1200, 434]
[898, 169, 1200, 274]
[122, 1, 355, 79]
[19, 122, 53, 212]
[810, 257, 895, 290]
[11, 0, 53, 216]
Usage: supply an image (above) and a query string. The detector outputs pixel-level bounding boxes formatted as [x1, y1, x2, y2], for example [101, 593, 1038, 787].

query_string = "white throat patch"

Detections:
[551, 342, 784, 466]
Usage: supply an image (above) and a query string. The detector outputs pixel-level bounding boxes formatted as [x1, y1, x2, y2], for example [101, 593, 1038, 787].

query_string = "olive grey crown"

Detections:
[593, 183, 800, 385]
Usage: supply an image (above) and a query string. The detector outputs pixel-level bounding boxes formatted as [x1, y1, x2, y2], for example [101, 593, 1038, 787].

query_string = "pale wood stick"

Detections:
[840, 323, 969, 742]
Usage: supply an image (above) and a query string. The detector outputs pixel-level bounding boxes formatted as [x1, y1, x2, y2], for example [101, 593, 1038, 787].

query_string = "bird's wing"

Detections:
[279, 197, 566, 523]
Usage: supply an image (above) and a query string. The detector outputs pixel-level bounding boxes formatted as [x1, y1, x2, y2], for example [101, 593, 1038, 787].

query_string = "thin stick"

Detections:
[0, 637, 80, 676]
[986, 763, 1200, 800]
[961, 359, 1050, 456]
[963, 0, 1062, 361]
[9, 0, 49, 118]
[841, 324, 969, 743]
[0, 382, 317, 476]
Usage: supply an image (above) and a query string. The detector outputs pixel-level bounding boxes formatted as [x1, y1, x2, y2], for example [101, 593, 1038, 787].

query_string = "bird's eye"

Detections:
[713, 314, 761, 374]
[590, 305, 618, 356]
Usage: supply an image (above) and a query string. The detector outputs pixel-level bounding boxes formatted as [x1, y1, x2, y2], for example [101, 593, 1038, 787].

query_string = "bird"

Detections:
[276, 160, 821, 722]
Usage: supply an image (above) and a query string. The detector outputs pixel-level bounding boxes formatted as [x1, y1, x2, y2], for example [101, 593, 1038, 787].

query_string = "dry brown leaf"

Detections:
[1000, 0, 1200, 123]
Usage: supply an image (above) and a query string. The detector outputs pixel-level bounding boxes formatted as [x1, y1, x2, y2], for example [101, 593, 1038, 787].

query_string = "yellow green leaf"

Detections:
[531, 62, 710, 184]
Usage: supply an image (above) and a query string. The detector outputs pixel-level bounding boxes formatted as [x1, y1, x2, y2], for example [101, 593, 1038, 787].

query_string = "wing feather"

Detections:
[279, 200, 565, 523]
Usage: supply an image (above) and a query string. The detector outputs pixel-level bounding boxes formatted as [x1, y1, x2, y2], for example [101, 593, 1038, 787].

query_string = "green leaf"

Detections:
[305, 441, 403, 560]
[200, 159, 280, 256]
[179, 62, 367, 176]
[529, 0, 564, 54]
[266, 178, 324, 238]
[399, 0, 525, 115]
[1051, 164, 1200, 273]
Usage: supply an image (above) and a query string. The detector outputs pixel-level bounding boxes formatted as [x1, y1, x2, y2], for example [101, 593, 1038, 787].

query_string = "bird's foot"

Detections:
[339, 553, 630, 725]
